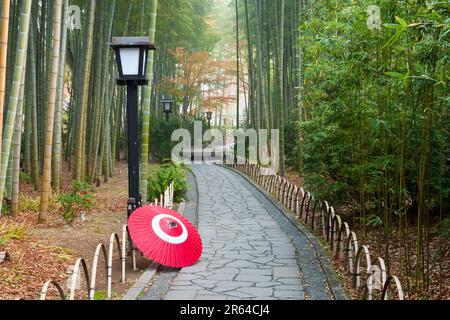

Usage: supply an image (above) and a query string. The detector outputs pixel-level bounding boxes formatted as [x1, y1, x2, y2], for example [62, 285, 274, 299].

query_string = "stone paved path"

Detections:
[162, 164, 319, 300]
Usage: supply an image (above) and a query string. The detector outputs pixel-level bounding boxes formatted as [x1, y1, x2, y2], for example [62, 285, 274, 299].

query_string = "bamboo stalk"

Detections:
[29, 26, 40, 191]
[11, 49, 27, 215]
[39, 0, 63, 223]
[52, 0, 69, 193]
[0, 0, 10, 164]
[0, 0, 32, 214]
[140, 0, 158, 203]
[75, 0, 96, 181]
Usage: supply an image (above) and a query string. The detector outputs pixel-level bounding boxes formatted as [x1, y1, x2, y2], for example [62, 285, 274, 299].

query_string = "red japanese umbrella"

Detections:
[128, 205, 203, 268]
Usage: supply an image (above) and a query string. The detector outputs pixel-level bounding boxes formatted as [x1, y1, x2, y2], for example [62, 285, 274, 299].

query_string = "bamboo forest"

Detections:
[0, 0, 448, 304]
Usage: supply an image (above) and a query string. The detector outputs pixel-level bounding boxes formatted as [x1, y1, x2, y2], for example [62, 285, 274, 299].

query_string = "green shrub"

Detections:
[149, 116, 183, 161]
[147, 162, 189, 203]
[284, 120, 302, 171]
[58, 181, 94, 223]
[149, 115, 209, 161]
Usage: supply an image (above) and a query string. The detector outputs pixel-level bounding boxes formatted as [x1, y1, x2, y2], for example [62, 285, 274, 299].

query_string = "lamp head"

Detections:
[111, 37, 156, 85]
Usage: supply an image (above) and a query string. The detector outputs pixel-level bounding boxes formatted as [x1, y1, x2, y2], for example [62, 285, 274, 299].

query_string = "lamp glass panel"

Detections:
[119, 47, 140, 75]
[142, 50, 147, 76]
[164, 102, 171, 111]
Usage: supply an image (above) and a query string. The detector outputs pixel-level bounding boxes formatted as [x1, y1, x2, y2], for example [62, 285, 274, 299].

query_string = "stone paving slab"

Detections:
[141, 164, 345, 300]
[230, 167, 347, 300]
[162, 165, 309, 300]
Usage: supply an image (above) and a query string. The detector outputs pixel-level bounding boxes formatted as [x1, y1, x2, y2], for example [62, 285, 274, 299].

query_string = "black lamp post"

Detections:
[162, 99, 173, 121]
[206, 111, 213, 128]
[111, 37, 155, 217]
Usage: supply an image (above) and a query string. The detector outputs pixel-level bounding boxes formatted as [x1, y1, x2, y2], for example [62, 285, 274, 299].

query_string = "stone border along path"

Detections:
[141, 164, 347, 300]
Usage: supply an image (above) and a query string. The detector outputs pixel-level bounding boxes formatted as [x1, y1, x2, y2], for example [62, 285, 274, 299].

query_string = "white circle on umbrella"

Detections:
[152, 214, 188, 244]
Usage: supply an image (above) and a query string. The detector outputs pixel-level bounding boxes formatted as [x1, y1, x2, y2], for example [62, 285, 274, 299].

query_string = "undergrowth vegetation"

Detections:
[0, 224, 27, 247]
[287, 0, 449, 296]
[147, 162, 190, 203]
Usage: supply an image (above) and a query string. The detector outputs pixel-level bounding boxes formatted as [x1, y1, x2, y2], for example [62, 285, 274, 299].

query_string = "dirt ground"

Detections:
[333, 224, 450, 300]
[0, 162, 155, 300]
[283, 170, 305, 188]
[2, 163, 447, 300]
[283, 168, 450, 300]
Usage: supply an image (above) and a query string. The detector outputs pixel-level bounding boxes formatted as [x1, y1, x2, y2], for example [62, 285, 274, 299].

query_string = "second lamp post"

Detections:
[162, 99, 173, 121]
[206, 111, 213, 128]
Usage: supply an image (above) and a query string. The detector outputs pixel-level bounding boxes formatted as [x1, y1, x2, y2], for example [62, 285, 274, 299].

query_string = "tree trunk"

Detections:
[11, 52, 27, 215]
[0, 0, 10, 165]
[235, 0, 240, 129]
[277, 0, 286, 176]
[39, 0, 63, 223]
[140, 0, 158, 202]
[0, 0, 32, 214]
[29, 26, 40, 191]
[75, 0, 96, 181]
[52, 0, 69, 193]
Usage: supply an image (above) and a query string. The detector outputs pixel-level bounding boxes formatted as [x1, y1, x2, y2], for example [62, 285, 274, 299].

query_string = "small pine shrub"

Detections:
[58, 181, 94, 224]
[72, 180, 93, 193]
